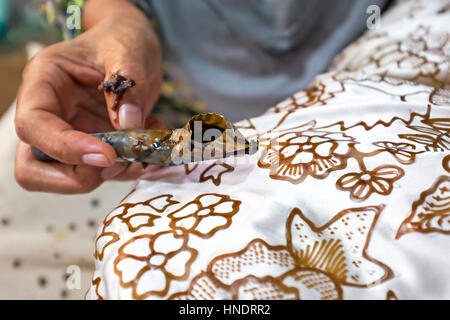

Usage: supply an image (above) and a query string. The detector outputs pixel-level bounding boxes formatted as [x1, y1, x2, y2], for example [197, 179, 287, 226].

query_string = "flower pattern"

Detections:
[87, 0, 450, 301]
[94, 194, 180, 261]
[170, 204, 390, 300]
[114, 231, 198, 299]
[171, 243, 342, 300]
[258, 130, 353, 184]
[111, 194, 179, 232]
[94, 231, 120, 261]
[168, 194, 241, 238]
[334, 24, 449, 88]
[206, 239, 344, 300]
[336, 165, 404, 201]
[373, 141, 418, 164]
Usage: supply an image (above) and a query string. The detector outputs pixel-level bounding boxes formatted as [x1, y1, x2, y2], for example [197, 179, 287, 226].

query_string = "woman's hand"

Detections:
[14, 0, 162, 193]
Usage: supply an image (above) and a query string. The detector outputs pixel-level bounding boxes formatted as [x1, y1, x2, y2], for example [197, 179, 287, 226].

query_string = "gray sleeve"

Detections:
[130, 0, 154, 19]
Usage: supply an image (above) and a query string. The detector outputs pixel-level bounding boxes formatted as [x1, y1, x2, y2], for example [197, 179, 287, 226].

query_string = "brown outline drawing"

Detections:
[443, 155, 450, 173]
[396, 175, 450, 238]
[258, 130, 354, 185]
[94, 194, 179, 261]
[94, 231, 120, 261]
[168, 193, 241, 238]
[336, 165, 405, 202]
[200, 162, 235, 186]
[184, 162, 235, 186]
[386, 290, 398, 300]
[91, 277, 104, 300]
[172, 257, 342, 300]
[372, 141, 419, 165]
[207, 238, 297, 287]
[286, 205, 394, 287]
[279, 267, 343, 300]
[114, 231, 198, 299]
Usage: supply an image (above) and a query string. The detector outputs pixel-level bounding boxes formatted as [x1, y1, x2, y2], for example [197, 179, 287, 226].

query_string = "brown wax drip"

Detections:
[99, 73, 136, 111]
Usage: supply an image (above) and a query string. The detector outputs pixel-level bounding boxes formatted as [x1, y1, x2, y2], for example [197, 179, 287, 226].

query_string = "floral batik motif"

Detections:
[372, 141, 418, 165]
[332, 23, 449, 88]
[258, 129, 354, 184]
[286, 206, 392, 287]
[95, 193, 241, 261]
[94, 194, 179, 261]
[168, 204, 391, 300]
[336, 166, 404, 202]
[167, 194, 241, 238]
[87, 0, 450, 300]
[114, 231, 198, 298]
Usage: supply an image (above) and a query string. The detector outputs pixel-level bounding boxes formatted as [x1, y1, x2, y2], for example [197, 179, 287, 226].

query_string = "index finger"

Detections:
[15, 62, 116, 167]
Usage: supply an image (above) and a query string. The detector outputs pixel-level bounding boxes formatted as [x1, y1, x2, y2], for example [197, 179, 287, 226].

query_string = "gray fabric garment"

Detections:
[145, 0, 388, 121]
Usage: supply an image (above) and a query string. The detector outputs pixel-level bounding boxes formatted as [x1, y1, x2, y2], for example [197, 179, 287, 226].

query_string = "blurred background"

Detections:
[0, 0, 44, 116]
[0, 0, 133, 300]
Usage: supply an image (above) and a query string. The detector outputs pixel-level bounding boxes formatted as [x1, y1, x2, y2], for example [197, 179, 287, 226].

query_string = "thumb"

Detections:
[101, 53, 162, 130]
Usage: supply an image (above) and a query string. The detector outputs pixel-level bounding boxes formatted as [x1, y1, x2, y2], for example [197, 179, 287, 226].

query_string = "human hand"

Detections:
[14, 0, 163, 193]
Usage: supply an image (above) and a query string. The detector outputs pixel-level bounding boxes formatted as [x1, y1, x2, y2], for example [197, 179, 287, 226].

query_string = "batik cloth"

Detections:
[87, 0, 450, 300]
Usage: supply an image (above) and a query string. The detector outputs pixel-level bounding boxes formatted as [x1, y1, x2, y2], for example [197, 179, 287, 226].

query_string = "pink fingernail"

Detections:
[82, 153, 110, 167]
[119, 104, 143, 129]
[101, 163, 126, 180]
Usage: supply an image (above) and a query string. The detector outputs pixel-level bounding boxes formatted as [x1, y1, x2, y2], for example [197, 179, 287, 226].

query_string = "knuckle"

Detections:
[14, 115, 30, 142]
[22, 52, 44, 79]
[14, 165, 33, 191]
[22, 45, 59, 80]
[21, 57, 36, 80]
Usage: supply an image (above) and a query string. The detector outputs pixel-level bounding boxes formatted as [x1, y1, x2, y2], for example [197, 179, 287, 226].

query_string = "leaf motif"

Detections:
[406, 125, 441, 135]
[424, 118, 450, 132]
[397, 176, 450, 238]
[199, 162, 235, 186]
[286, 206, 393, 287]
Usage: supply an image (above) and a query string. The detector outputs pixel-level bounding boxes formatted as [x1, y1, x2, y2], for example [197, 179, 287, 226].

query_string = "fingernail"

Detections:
[82, 153, 110, 167]
[101, 163, 126, 180]
[119, 104, 142, 129]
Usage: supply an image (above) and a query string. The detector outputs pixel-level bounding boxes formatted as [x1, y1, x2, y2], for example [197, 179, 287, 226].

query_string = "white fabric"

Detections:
[87, 0, 450, 300]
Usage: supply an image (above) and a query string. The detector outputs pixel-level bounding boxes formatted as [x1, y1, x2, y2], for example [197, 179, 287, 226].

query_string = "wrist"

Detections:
[83, 0, 150, 30]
